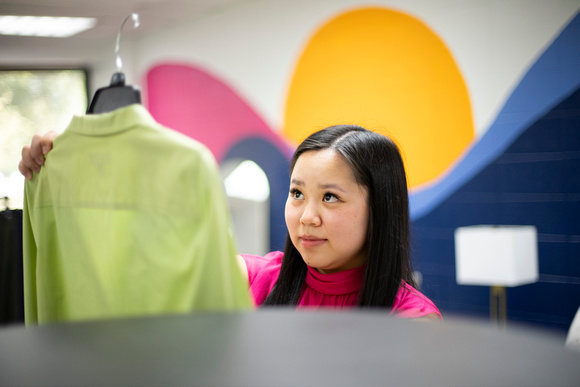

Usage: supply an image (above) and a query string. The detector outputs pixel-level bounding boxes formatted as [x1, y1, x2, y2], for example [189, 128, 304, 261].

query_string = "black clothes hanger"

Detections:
[87, 13, 141, 114]
[87, 72, 141, 114]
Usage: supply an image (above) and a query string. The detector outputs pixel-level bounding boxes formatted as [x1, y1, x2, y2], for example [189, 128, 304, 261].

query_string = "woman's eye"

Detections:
[290, 189, 304, 200]
[323, 193, 338, 203]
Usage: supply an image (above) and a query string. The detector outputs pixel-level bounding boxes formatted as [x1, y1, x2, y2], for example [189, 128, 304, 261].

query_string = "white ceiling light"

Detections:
[0, 15, 97, 38]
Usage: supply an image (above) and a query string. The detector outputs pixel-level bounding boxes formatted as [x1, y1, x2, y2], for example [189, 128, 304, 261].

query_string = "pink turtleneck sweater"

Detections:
[242, 251, 442, 319]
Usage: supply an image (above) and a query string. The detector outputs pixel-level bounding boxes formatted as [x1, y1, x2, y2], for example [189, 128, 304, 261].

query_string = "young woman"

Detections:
[239, 125, 440, 318]
[20, 125, 441, 319]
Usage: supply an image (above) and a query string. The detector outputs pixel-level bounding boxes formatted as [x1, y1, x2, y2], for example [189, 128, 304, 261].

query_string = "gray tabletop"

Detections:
[0, 310, 578, 386]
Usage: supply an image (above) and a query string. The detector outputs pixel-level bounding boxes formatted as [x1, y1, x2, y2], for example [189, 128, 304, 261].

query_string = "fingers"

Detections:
[19, 144, 36, 180]
[41, 131, 58, 156]
[18, 131, 58, 180]
[29, 134, 45, 166]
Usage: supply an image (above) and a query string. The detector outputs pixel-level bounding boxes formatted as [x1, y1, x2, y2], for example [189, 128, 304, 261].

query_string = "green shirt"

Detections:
[23, 104, 251, 324]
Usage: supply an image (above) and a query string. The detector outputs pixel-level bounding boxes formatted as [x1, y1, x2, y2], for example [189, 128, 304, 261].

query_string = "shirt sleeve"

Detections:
[182, 147, 253, 311]
[241, 251, 284, 305]
[392, 282, 442, 320]
[22, 183, 38, 324]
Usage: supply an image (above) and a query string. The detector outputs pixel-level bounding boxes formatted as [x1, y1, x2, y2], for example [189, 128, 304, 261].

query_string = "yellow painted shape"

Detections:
[283, 7, 474, 189]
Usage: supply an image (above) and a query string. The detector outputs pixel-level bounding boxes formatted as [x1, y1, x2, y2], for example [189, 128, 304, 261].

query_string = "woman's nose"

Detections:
[300, 202, 321, 226]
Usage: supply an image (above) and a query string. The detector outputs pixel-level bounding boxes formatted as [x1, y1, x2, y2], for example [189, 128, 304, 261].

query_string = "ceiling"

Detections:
[0, 0, 245, 48]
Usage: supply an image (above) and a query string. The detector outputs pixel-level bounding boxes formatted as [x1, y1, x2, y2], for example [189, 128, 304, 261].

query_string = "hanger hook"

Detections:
[115, 13, 140, 73]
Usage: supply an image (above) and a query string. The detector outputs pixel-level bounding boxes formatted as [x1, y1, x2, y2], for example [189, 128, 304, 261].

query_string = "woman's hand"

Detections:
[18, 131, 58, 180]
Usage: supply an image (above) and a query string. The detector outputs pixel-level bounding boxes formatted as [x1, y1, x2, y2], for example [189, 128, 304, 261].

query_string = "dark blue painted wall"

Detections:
[413, 87, 580, 333]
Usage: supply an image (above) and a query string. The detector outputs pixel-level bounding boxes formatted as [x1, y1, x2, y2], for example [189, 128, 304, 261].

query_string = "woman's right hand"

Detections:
[18, 131, 58, 180]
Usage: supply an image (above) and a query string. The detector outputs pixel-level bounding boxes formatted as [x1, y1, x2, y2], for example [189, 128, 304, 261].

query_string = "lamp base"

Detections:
[490, 286, 507, 328]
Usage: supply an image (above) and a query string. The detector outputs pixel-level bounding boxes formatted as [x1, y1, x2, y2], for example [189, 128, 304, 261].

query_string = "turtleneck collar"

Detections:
[305, 264, 365, 295]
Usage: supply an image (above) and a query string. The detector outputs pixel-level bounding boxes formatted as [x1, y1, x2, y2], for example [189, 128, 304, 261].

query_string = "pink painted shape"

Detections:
[145, 63, 293, 161]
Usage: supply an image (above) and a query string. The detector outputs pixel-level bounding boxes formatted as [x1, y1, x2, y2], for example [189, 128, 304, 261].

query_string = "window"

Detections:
[0, 68, 88, 209]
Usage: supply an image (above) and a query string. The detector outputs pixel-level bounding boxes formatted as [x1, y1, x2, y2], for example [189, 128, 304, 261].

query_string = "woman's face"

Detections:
[285, 149, 369, 274]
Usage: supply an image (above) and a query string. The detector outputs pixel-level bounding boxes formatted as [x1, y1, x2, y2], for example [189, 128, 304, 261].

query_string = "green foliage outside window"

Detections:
[0, 69, 87, 208]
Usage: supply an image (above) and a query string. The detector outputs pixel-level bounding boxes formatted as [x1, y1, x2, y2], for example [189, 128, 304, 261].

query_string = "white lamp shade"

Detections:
[455, 225, 539, 287]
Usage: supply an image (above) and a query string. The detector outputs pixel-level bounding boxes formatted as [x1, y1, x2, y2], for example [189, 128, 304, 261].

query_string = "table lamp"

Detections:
[455, 225, 539, 327]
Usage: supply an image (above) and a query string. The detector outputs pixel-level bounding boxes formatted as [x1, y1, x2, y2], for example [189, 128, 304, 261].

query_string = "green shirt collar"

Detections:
[66, 104, 158, 136]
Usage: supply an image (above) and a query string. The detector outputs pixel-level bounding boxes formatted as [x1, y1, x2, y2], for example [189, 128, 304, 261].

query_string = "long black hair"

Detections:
[262, 125, 416, 308]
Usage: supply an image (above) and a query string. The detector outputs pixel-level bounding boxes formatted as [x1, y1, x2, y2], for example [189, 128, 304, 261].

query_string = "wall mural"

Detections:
[146, 7, 580, 333]
[283, 7, 474, 191]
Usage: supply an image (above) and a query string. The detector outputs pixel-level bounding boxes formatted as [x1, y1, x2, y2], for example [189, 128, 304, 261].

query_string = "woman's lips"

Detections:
[300, 236, 327, 248]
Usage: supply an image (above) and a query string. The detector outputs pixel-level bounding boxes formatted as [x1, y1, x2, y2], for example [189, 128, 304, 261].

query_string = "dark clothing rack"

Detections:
[0, 198, 25, 325]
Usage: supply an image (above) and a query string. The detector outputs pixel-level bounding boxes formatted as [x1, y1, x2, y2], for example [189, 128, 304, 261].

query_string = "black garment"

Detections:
[0, 208, 24, 325]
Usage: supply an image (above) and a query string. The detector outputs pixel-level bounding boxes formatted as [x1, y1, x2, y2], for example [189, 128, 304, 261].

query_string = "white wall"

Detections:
[0, 29, 138, 101]
[228, 196, 270, 256]
[132, 0, 580, 137]
[1, 0, 579, 136]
